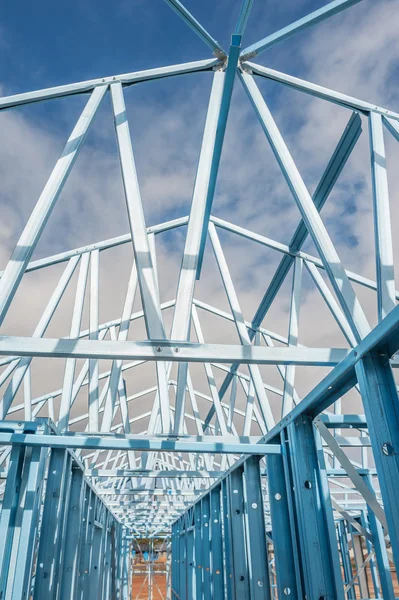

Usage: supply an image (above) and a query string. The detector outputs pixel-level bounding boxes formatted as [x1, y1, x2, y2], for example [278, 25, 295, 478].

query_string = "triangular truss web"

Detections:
[0, 0, 398, 565]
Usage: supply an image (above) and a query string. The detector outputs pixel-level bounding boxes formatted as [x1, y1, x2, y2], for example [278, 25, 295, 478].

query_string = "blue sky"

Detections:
[0, 0, 357, 91]
[0, 0, 399, 420]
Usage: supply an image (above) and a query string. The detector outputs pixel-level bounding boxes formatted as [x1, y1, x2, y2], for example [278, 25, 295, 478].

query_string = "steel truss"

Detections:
[0, 0, 398, 598]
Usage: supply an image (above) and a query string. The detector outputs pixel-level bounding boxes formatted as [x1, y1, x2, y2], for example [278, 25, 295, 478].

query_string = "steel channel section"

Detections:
[355, 351, 399, 574]
[76, 484, 92, 599]
[359, 510, 381, 599]
[90, 510, 104, 598]
[210, 486, 224, 598]
[186, 513, 196, 599]
[266, 450, 300, 599]
[1, 444, 47, 600]
[181, 516, 188, 600]
[0, 445, 26, 593]
[228, 467, 250, 599]
[286, 416, 344, 600]
[120, 528, 131, 600]
[337, 520, 355, 599]
[222, 476, 233, 599]
[201, 494, 212, 599]
[242, 456, 270, 599]
[363, 476, 395, 599]
[194, 502, 203, 599]
[369, 112, 396, 321]
[33, 448, 72, 599]
[82, 490, 97, 599]
[59, 466, 85, 600]
[171, 520, 180, 598]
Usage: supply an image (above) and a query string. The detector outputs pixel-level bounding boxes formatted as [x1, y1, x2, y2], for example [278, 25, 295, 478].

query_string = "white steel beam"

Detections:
[111, 82, 170, 433]
[245, 62, 399, 121]
[369, 113, 396, 321]
[240, 71, 370, 343]
[0, 59, 219, 111]
[0, 85, 107, 327]
[241, 0, 363, 60]
[0, 335, 350, 365]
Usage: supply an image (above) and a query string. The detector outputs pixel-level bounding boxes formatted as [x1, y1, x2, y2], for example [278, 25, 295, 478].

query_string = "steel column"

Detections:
[355, 351, 399, 573]
[286, 416, 344, 600]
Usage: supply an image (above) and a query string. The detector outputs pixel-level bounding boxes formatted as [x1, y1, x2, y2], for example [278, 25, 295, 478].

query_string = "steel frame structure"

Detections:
[0, 0, 398, 598]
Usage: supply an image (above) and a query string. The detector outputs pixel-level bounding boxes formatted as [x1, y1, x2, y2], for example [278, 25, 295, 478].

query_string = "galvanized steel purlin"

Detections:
[0, 2, 398, 595]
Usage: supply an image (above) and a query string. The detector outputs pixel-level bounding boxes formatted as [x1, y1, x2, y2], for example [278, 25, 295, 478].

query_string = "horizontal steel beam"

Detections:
[320, 414, 368, 428]
[85, 469, 223, 478]
[0, 431, 281, 454]
[0, 335, 350, 365]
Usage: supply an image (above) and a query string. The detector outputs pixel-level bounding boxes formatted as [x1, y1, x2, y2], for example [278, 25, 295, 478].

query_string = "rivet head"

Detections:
[284, 587, 291, 595]
[382, 443, 394, 456]
[252, 503, 257, 509]
[275, 493, 282, 501]
[156, 346, 162, 352]
[257, 580, 263, 587]
[304, 480, 312, 489]
[216, 569, 220, 575]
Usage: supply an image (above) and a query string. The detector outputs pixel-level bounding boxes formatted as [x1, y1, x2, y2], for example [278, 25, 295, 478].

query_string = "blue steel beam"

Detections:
[194, 503, 203, 599]
[196, 34, 242, 278]
[286, 417, 344, 600]
[363, 475, 395, 600]
[0, 430, 281, 454]
[0, 444, 47, 600]
[355, 352, 399, 574]
[222, 477, 233, 599]
[243, 456, 271, 599]
[163, 0, 226, 58]
[203, 110, 361, 427]
[33, 449, 72, 599]
[266, 450, 300, 599]
[228, 467, 250, 599]
[234, 0, 254, 36]
[59, 466, 85, 600]
[240, 0, 363, 60]
[210, 486, 224, 598]
[201, 494, 212, 599]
